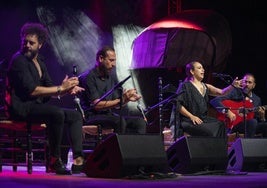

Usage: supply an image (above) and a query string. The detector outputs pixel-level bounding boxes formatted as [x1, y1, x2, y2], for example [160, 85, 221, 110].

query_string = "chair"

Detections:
[169, 103, 185, 137]
[0, 68, 48, 174]
[82, 124, 114, 154]
[0, 120, 48, 174]
[82, 124, 114, 160]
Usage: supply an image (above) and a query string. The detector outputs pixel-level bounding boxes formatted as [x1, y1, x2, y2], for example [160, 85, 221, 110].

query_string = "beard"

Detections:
[104, 67, 112, 75]
[99, 65, 112, 77]
[242, 87, 249, 94]
[21, 47, 38, 60]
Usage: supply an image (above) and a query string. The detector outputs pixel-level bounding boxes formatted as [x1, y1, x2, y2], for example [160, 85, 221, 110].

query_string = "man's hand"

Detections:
[60, 75, 80, 94]
[227, 110, 236, 122]
[69, 86, 84, 95]
[122, 88, 141, 104]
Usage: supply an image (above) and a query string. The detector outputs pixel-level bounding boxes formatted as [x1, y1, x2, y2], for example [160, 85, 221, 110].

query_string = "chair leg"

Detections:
[27, 122, 33, 174]
[0, 151, 2, 172]
[9, 131, 19, 172]
[45, 129, 49, 173]
[13, 136, 19, 172]
[97, 125, 102, 144]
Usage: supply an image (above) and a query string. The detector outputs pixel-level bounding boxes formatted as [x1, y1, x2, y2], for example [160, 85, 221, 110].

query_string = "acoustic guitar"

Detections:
[216, 99, 267, 129]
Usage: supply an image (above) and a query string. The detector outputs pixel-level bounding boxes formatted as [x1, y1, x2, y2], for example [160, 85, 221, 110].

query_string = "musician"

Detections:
[7, 22, 85, 174]
[210, 73, 266, 137]
[170, 61, 241, 139]
[78, 46, 146, 134]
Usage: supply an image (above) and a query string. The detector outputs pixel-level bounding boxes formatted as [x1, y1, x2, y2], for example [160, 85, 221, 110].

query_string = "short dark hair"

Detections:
[244, 73, 256, 83]
[20, 22, 48, 44]
[96, 46, 115, 61]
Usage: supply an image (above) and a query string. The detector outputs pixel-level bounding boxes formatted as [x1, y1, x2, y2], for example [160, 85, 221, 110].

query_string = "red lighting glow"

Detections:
[146, 19, 203, 31]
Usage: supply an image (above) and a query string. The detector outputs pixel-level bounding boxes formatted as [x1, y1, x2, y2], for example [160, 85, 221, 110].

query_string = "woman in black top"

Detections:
[171, 61, 241, 138]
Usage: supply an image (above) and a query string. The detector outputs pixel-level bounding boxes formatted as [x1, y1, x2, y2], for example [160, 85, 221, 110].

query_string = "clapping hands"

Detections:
[122, 88, 141, 104]
[61, 75, 84, 95]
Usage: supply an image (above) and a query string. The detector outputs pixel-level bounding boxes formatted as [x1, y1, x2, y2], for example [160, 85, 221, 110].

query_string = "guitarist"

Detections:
[210, 73, 266, 138]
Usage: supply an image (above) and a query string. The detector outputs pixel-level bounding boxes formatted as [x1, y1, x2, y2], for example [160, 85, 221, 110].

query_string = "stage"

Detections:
[1, 165, 267, 188]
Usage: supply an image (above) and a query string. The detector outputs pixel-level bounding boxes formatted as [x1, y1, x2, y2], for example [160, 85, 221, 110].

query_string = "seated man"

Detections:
[79, 46, 146, 134]
[210, 73, 266, 138]
[7, 22, 85, 175]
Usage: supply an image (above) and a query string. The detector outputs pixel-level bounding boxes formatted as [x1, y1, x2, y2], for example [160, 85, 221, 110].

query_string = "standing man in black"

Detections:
[7, 22, 85, 175]
[79, 46, 146, 134]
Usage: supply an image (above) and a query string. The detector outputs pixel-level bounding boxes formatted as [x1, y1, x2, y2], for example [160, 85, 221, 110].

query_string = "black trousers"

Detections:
[26, 103, 84, 159]
[230, 119, 257, 138]
[181, 116, 227, 138]
[257, 121, 267, 137]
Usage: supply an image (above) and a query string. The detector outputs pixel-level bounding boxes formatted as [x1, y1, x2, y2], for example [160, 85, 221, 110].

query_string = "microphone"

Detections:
[212, 73, 232, 78]
[72, 65, 85, 120]
[73, 65, 77, 76]
[74, 96, 85, 121]
[137, 103, 148, 125]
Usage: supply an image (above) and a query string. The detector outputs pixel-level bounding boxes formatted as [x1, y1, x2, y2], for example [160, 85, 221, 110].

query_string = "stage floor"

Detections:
[1, 165, 267, 188]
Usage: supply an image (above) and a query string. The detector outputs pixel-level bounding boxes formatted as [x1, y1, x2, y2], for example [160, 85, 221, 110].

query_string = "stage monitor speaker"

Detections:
[166, 136, 228, 174]
[84, 133, 169, 178]
[227, 138, 267, 172]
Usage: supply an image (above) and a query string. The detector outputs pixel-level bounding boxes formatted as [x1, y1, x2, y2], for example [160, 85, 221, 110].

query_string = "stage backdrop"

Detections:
[130, 9, 232, 132]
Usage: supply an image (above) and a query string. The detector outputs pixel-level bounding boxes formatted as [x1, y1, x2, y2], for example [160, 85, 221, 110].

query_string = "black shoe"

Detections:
[49, 158, 72, 175]
[71, 163, 85, 174]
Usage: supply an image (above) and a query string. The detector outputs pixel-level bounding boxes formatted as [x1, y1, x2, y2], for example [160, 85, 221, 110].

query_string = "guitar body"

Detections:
[217, 100, 254, 129]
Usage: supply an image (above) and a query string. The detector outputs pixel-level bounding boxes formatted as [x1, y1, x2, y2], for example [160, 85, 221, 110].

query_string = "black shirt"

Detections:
[7, 51, 53, 118]
[79, 67, 120, 117]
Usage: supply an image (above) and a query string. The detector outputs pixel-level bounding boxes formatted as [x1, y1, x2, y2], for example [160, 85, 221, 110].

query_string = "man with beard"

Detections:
[79, 46, 146, 134]
[210, 73, 267, 138]
[7, 22, 85, 175]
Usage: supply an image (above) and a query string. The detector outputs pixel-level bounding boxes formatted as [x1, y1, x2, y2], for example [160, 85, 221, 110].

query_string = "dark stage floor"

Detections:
[1, 165, 267, 188]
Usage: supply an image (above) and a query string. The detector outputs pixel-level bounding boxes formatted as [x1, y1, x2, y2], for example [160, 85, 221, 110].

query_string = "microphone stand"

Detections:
[145, 90, 184, 140]
[72, 65, 85, 121]
[240, 91, 249, 138]
[137, 103, 148, 126]
[171, 99, 178, 141]
[130, 71, 148, 126]
[118, 86, 123, 133]
[158, 77, 163, 136]
[173, 80, 183, 141]
[145, 93, 182, 114]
